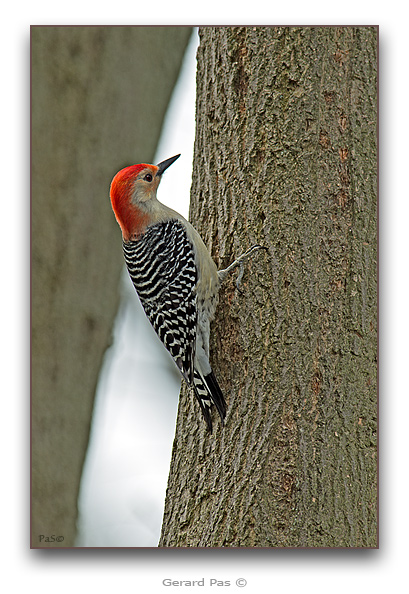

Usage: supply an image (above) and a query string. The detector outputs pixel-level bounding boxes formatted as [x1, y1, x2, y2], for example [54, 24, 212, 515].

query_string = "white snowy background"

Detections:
[77, 31, 199, 547]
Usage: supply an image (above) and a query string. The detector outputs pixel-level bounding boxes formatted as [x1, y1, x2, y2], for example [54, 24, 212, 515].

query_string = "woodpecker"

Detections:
[110, 154, 263, 432]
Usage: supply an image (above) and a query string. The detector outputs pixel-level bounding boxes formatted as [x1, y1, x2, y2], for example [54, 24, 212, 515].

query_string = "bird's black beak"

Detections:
[156, 154, 180, 176]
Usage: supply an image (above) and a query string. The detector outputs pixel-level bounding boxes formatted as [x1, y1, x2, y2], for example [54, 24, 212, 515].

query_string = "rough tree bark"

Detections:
[159, 26, 377, 548]
[31, 26, 192, 548]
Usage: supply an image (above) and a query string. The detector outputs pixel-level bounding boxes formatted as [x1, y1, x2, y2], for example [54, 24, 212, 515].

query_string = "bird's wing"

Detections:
[123, 219, 197, 384]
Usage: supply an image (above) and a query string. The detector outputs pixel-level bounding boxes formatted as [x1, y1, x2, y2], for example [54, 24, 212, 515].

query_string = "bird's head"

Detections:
[110, 154, 180, 241]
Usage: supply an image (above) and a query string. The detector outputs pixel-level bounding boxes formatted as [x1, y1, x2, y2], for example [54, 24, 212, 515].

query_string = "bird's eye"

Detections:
[144, 173, 153, 182]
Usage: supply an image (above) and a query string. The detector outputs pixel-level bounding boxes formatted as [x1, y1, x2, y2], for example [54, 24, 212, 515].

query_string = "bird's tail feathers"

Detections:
[192, 369, 226, 432]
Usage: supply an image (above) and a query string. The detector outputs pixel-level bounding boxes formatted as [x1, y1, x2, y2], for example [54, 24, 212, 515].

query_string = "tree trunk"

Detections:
[159, 26, 377, 548]
[31, 25, 192, 548]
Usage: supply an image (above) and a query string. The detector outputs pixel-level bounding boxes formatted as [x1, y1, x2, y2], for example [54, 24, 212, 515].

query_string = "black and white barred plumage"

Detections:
[123, 219, 226, 431]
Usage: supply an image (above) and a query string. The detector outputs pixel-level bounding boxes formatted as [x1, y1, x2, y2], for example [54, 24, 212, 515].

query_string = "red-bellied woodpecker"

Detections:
[110, 154, 264, 432]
